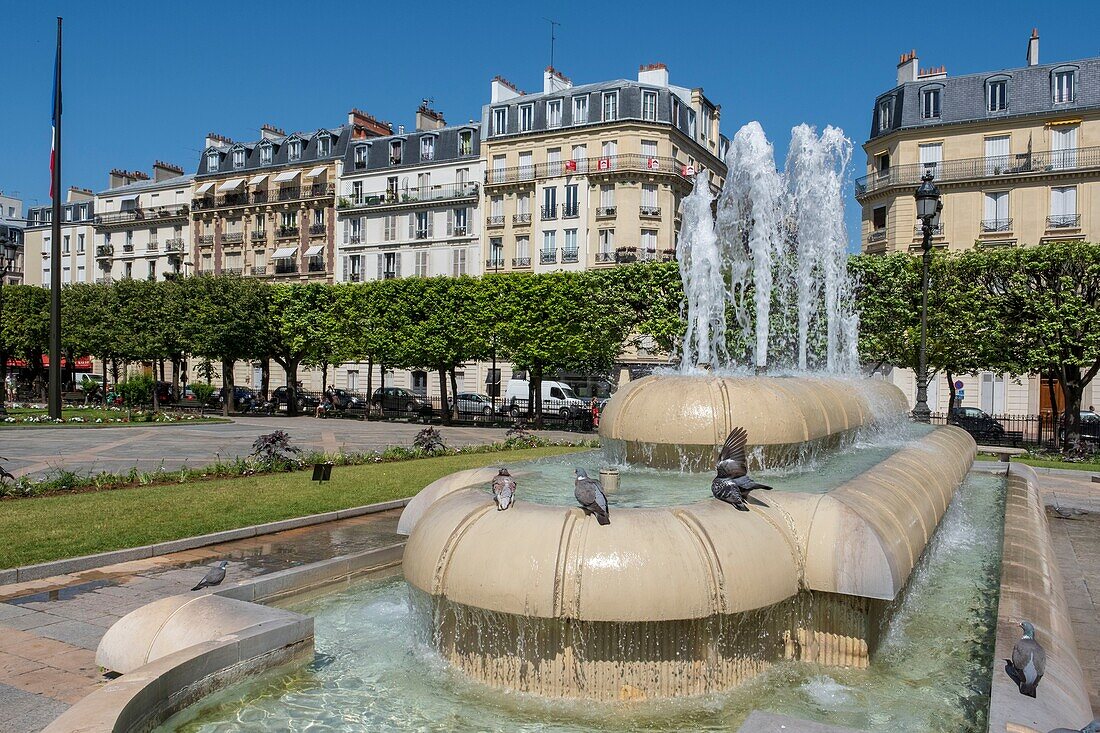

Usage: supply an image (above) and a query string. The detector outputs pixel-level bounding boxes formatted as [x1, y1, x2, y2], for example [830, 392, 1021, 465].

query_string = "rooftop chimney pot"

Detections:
[1026, 28, 1039, 66]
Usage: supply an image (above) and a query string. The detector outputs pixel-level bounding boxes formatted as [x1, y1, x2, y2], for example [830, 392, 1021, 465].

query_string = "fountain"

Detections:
[399, 123, 978, 701]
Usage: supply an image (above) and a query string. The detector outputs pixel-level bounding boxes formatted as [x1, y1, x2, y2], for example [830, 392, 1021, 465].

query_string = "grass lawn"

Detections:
[0, 445, 586, 569]
[1, 406, 228, 428]
[974, 453, 1100, 473]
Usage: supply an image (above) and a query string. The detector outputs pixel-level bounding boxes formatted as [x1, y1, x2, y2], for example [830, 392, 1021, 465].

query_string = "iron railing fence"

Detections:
[927, 412, 1099, 453]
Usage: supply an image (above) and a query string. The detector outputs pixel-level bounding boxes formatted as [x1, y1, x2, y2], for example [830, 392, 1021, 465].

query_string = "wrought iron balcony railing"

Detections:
[251, 265, 267, 276]
[486, 154, 694, 185]
[855, 146, 1100, 197]
[541, 204, 558, 220]
[94, 205, 189, 226]
[615, 247, 639, 263]
[414, 228, 431, 239]
[640, 206, 661, 217]
[512, 257, 531, 268]
[146, 240, 159, 251]
[197, 234, 214, 245]
[868, 229, 887, 243]
[309, 224, 326, 236]
[164, 238, 185, 253]
[307, 259, 326, 273]
[485, 258, 505, 270]
[486, 215, 505, 227]
[913, 223, 944, 237]
[222, 267, 243, 276]
[596, 206, 617, 217]
[540, 249, 557, 264]
[337, 182, 478, 210]
[561, 248, 579, 263]
[562, 204, 580, 219]
[122, 243, 135, 253]
[222, 232, 244, 244]
[594, 251, 615, 263]
[1047, 214, 1081, 229]
[980, 218, 1012, 233]
[251, 231, 267, 242]
[512, 213, 532, 225]
[274, 262, 299, 275]
[96, 245, 113, 258]
[276, 226, 299, 238]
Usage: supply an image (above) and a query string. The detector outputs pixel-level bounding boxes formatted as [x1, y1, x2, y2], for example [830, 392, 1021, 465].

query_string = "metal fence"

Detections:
[927, 412, 1099, 453]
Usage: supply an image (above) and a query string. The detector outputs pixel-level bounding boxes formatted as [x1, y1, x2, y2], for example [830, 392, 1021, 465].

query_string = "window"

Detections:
[983, 191, 1010, 231]
[386, 176, 398, 198]
[872, 206, 887, 231]
[354, 145, 367, 168]
[420, 136, 435, 161]
[563, 229, 577, 253]
[347, 370, 359, 391]
[206, 151, 219, 171]
[490, 196, 504, 218]
[282, 211, 297, 228]
[288, 139, 302, 161]
[493, 107, 508, 135]
[346, 217, 361, 243]
[642, 90, 658, 121]
[687, 109, 696, 138]
[598, 229, 614, 253]
[542, 186, 557, 217]
[384, 215, 396, 241]
[573, 95, 588, 124]
[641, 229, 658, 255]
[124, 262, 133, 280]
[63, 235, 70, 254]
[415, 250, 430, 277]
[260, 143, 273, 165]
[919, 142, 942, 175]
[542, 230, 556, 254]
[317, 134, 331, 157]
[1050, 186, 1078, 227]
[876, 152, 890, 173]
[389, 141, 402, 165]
[520, 104, 534, 132]
[126, 231, 133, 248]
[233, 149, 245, 168]
[564, 184, 579, 217]
[571, 144, 585, 161]
[1053, 69, 1076, 103]
[518, 152, 533, 180]
[453, 208, 468, 235]
[700, 106, 712, 143]
[984, 136, 1010, 175]
[415, 211, 432, 238]
[599, 185, 615, 208]
[641, 140, 658, 159]
[459, 130, 473, 155]
[77, 233, 85, 253]
[987, 79, 1008, 112]
[920, 87, 941, 119]
[546, 147, 561, 175]
[382, 251, 399, 278]
[642, 184, 658, 209]
[516, 236, 530, 259]
[451, 248, 466, 276]
[602, 92, 618, 121]
[492, 155, 506, 177]
[672, 99, 681, 127]
[417, 172, 431, 194]
[877, 98, 892, 130]
[1051, 125, 1078, 170]
[517, 193, 530, 215]
[547, 99, 562, 127]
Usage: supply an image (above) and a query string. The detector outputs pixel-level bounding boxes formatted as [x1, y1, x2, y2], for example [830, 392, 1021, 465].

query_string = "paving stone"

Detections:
[0, 612, 69, 632]
[34, 620, 107, 651]
[0, 603, 35, 622]
[0, 683, 70, 733]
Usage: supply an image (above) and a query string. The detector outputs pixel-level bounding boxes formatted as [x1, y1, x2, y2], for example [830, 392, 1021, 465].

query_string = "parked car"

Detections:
[503, 379, 587, 418]
[371, 387, 431, 416]
[948, 407, 1005, 440]
[212, 386, 258, 410]
[451, 392, 495, 417]
[271, 385, 320, 412]
[328, 388, 369, 411]
[1058, 410, 1100, 445]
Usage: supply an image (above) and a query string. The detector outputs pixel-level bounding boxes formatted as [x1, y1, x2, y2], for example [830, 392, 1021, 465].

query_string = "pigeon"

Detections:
[1049, 720, 1100, 733]
[491, 467, 516, 511]
[191, 560, 229, 591]
[1005, 620, 1046, 697]
[574, 468, 610, 525]
[712, 427, 772, 511]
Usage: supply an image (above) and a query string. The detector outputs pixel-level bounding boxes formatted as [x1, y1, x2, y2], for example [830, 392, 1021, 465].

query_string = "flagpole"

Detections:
[48, 17, 62, 419]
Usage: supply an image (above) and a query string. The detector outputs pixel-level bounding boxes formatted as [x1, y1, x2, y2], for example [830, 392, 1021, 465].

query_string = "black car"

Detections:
[271, 385, 320, 412]
[948, 407, 1005, 440]
[1058, 410, 1100, 445]
[372, 387, 431, 416]
[317, 389, 369, 415]
[211, 386, 258, 410]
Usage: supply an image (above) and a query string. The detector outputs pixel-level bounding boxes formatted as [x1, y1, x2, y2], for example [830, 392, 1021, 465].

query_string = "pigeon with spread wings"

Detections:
[711, 427, 772, 511]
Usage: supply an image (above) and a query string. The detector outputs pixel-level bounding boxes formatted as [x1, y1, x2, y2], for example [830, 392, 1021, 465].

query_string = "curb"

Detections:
[0, 497, 410, 586]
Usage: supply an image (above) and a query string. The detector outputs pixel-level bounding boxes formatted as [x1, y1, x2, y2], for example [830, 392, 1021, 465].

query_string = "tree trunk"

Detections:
[946, 369, 957, 415]
[532, 364, 544, 430]
[366, 357, 374, 399]
[260, 359, 270, 400]
[321, 361, 330, 393]
[222, 359, 235, 416]
[102, 357, 109, 404]
[1047, 373, 1060, 450]
[277, 358, 300, 416]
[1060, 363, 1085, 453]
[438, 367, 450, 424]
[449, 368, 460, 421]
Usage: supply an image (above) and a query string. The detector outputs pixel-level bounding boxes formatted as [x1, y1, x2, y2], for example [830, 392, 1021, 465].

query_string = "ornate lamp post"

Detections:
[912, 172, 942, 423]
[0, 233, 17, 415]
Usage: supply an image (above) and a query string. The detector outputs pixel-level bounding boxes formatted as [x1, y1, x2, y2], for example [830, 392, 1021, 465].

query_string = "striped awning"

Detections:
[305, 166, 326, 178]
[195, 182, 215, 195]
[248, 174, 268, 186]
[273, 170, 300, 183]
[217, 178, 245, 192]
[272, 247, 297, 259]
[304, 245, 324, 257]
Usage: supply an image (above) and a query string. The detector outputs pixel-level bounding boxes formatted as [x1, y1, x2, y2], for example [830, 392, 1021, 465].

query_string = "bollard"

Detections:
[599, 467, 620, 493]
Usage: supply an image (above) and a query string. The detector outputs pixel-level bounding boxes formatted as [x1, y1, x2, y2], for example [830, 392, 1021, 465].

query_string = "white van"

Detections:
[504, 379, 586, 418]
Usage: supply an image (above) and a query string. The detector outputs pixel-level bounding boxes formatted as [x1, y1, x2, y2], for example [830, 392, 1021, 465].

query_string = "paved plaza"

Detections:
[3, 416, 583, 480]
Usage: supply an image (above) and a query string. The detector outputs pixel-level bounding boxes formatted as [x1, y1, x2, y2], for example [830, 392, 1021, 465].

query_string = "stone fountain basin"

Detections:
[402, 426, 976, 622]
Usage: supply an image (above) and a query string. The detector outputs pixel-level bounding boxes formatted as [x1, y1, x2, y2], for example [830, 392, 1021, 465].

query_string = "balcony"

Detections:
[486, 154, 695, 186]
[251, 231, 267, 243]
[276, 226, 300, 238]
[640, 206, 661, 217]
[561, 248, 579, 263]
[912, 223, 944, 237]
[486, 215, 505, 227]
[122, 243, 135, 253]
[855, 146, 1100, 198]
[309, 224, 326, 236]
[274, 261, 298, 275]
[512, 257, 531, 268]
[453, 226, 468, 236]
[307, 258, 326, 273]
[485, 258, 505, 270]
[615, 247, 639, 264]
[222, 267, 243, 276]
[96, 245, 113, 258]
[223, 232, 244, 245]
[94, 205, 188, 227]
[95, 276, 112, 285]
[660, 248, 677, 262]
[541, 205, 558, 220]
[868, 229, 887, 243]
[164, 238, 185, 253]
[250, 265, 267, 276]
[512, 213, 532, 226]
[1047, 214, 1081, 229]
[197, 234, 214, 245]
[146, 240, 159, 251]
[595, 251, 615, 263]
[639, 248, 658, 262]
[414, 228, 432, 240]
[596, 206, 617, 218]
[540, 249, 557, 264]
[562, 204, 580, 219]
[980, 218, 1013, 233]
[383, 270, 397, 280]
[336, 182, 479, 211]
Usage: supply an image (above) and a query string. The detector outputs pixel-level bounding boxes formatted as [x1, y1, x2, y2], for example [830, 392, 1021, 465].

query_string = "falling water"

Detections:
[679, 122, 859, 374]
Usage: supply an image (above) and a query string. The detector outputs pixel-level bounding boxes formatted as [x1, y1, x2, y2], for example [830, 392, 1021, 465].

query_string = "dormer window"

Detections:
[1053, 68, 1076, 103]
[288, 139, 302, 161]
[459, 130, 473, 156]
[602, 91, 618, 121]
[232, 148, 245, 168]
[492, 107, 507, 135]
[390, 140, 403, 165]
[547, 99, 562, 127]
[986, 78, 1008, 112]
[573, 95, 588, 124]
[877, 98, 892, 130]
[354, 144, 367, 169]
[420, 136, 435, 161]
[206, 150, 219, 172]
[642, 90, 658, 121]
[520, 104, 534, 132]
[920, 86, 941, 119]
[260, 143, 273, 165]
[317, 134, 331, 157]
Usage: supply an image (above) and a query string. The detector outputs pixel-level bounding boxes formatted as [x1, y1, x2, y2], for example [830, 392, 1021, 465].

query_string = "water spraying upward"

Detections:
[678, 175, 727, 370]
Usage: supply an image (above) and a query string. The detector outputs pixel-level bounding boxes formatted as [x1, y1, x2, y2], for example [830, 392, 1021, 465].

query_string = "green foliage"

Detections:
[117, 373, 155, 408]
[190, 381, 216, 405]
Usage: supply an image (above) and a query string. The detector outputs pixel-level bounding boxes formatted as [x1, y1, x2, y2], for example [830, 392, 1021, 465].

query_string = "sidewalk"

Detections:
[0, 508, 403, 733]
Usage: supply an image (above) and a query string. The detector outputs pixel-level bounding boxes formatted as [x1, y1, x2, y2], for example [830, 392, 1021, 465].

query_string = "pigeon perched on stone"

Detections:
[492, 468, 516, 511]
[1048, 720, 1100, 733]
[712, 427, 772, 511]
[191, 560, 229, 591]
[574, 468, 610, 525]
[1005, 620, 1046, 697]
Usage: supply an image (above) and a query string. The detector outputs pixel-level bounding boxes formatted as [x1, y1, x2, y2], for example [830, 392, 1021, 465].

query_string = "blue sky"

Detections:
[2, 0, 1098, 248]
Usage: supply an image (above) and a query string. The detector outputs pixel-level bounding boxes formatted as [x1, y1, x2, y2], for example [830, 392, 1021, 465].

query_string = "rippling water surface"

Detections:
[164, 468, 1002, 733]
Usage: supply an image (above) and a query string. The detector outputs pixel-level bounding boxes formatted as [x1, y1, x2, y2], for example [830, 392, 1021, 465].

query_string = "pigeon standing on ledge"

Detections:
[574, 468, 610, 525]
[712, 427, 772, 511]
[1005, 620, 1046, 697]
[492, 468, 516, 511]
[191, 560, 229, 591]
[1048, 720, 1100, 733]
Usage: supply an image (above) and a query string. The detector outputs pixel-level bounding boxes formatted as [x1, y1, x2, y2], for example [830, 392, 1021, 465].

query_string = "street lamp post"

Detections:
[912, 172, 942, 423]
[0, 236, 16, 415]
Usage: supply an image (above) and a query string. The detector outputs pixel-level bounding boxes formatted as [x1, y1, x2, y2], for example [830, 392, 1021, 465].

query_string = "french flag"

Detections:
[50, 35, 61, 200]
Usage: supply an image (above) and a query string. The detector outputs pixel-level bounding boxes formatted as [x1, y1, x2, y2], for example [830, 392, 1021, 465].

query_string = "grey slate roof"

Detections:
[870, 56, 1100, 139]
[25, 200, 95, 229]
[196, 125, 354, 177]
[341, 124, 481, 173]
[97, 173, 195, 197]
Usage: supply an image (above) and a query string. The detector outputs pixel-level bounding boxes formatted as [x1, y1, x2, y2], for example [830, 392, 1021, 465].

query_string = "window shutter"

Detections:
[427, 213, 434, 238]
[377, 254, 384, 279]
[342, 255, 348, 280]
[394, 253, 402, 278]
[446, 209, 454, 236]
[359, 217, 366, 239]
[408, 214, 415, 238]
[342, 221, 349, 244]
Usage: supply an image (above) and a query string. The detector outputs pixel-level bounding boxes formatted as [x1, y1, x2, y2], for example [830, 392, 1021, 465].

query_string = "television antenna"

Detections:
[544, 18, 561, 69]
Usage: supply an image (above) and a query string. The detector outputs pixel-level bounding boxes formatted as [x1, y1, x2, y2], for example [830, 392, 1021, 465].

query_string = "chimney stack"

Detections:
[490, 75, 522, 104]
[896, 50, 919, 85]
[918, 65, 947, 80]
[638, 62, 669, 88]
[543, 66, 572, 94]
[152, 161, 184, 182]
[108, 169, 149, 189]
[1027, 28, 1039, 66]
[204, 132, 233, 149]
[67, 186, 94, 203]
[347, 108, 392, 139]
[260, 124, 286, 141]
[415, 102, 446, 131]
